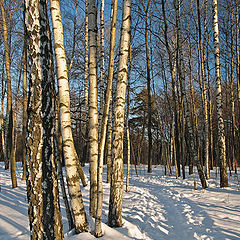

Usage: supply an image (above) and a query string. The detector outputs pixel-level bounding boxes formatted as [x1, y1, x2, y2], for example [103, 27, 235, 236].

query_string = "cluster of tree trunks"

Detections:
[1, 0, 238, 238]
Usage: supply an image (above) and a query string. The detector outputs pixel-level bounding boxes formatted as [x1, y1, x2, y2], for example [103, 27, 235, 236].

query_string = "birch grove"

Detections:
[1, 0, 240, 238]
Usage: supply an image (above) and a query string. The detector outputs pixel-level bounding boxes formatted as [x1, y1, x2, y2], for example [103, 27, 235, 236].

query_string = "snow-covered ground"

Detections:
[0, 162, 240, 240]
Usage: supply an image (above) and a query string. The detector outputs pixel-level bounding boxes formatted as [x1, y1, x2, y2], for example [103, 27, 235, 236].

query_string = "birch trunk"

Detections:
[88, 0, 99, 218]
[206, 36, 214, 170]
[83, 0, 89, 166]
[0, 0, 17, 188]
[162, 0, 180, 177]
[50, 0, 88, 232]
[25, 0, 43, 234]
[141, 0, 152, 173]
[235, 0, 239, 173]
[126, 35, 132, 193]
[40, 2, 63, 237]
[229, 5, 236, 173]
[107, 105, 112, 184]
[56, 108, 74, 230]
[212, 0, 228, 187]
[99, 0, 105, 128]
[25, 0, 64, 238]
[22, 39, 27, 181]
[176, 0, 207, 188]
[0, 71, 6, 171]
[108, 0, 131, 227]
[95, 0, 118, 236]
[197, 0, 209, 179]
[85, 0, 89, 110]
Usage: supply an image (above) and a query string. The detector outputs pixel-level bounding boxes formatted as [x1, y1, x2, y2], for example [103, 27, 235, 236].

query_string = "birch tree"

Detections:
[197, 0, 209, 179]
[176, 0, 207, 188]
[95, 0, 118, 236]
[24, 0, 63, 238]
[0, 0, 17, 188]
[22, 34, 27, 181]
[212, 0, 228, 187]
[140, 0, 153, 173]
[108, 0, 132, 227]
[88, 0, 99, 218]
[50, 0, 88, 232]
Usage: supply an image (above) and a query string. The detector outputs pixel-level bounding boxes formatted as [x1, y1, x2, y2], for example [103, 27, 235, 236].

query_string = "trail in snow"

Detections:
[0, 163, 240, 240]
[122, 166, 240, 240]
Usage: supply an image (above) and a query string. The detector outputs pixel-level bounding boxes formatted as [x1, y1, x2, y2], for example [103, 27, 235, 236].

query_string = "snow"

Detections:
[0, 162, 240, 239]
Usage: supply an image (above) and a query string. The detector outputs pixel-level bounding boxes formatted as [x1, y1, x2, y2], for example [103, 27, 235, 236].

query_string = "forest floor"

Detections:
[0, 162, 240, 240]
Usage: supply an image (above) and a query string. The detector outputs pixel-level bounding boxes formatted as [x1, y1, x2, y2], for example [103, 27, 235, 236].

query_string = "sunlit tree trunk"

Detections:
[95, 0, 118, 236]
[40, 2, 63, 237]
[108, 0, 131, 227]
[22, 37, 27, 181]
[212, 0, 228, 187]
[55, 107, 74, 231]
[99, 0, 105, 129]
[0, 0, 17, 188]
[106, 105, 112, 184]
[88, 0, 99, 218]
[126, 35, 132, 193]
[85, 0, 89, 110]
[83, 0, 89, 166]
[50, 0, 88, 232]
[68, 0, 78, 75]
[25, 0, 64, 238]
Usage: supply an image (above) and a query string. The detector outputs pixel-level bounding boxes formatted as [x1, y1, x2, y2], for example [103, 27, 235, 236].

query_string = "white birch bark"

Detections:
[126, 38, 132, 193]
[25, 0, 64, 238]
[85, 0, 89, 110]
[88, 0, 99, 218]
[99, 0, 105, 128]
[212, 0, 228, 187]
[197, 0, 209, 179]
[95, 0, 118, 236]
[25, 1, 44, 237]
[108, 0, 131, 227]
[50, 0, 88, 232]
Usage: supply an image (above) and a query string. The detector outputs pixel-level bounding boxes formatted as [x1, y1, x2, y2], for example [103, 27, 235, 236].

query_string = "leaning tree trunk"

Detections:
[50, 0, 88, 232]
[0, 0, 17, 188]
[108, 0, 131, 228]
[212, 0, 228, 187]
[95, 0, 118, 236]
